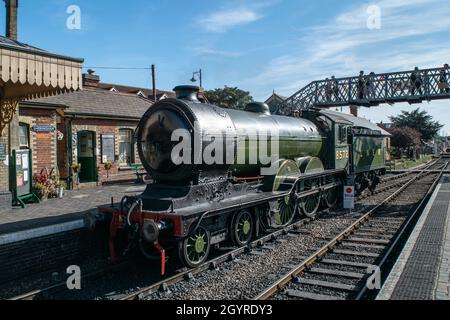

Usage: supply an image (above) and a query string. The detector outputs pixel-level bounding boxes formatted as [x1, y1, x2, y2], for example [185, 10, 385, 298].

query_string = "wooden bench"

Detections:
[130, 163, 146, 184]
[118, 163, 146, 184]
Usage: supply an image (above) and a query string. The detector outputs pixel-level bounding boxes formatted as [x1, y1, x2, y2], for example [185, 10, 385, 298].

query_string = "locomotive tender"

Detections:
[100, 85, 389, 272]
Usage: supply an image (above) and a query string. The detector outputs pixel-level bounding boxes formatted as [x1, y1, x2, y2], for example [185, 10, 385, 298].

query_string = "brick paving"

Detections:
[389, 175, 450, 300]
[0, 183, 146, 235]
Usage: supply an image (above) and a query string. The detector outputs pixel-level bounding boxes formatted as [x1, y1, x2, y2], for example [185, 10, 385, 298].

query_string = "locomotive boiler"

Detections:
[136, 85, 323, 183]
[100, 85, 389, 272]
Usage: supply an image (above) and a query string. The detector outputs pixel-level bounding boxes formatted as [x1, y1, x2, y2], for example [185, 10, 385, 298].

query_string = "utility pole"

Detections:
[151, 64, 156, 102]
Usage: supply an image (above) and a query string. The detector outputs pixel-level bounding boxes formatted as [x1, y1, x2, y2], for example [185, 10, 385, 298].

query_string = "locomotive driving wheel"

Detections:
[231, 209, 254, 247]
[274, 195, 296, 227]
[301, 178, 321, 217]
[322, 176, 340, 209]
[270, 159, 300, 228]
[178, 227, 211, 268]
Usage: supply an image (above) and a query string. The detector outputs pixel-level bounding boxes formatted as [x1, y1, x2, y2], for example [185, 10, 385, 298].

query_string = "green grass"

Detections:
[393, 155, 433, 169]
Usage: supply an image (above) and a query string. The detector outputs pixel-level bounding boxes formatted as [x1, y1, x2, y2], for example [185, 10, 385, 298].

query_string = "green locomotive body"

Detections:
[102, 86, 390, 270]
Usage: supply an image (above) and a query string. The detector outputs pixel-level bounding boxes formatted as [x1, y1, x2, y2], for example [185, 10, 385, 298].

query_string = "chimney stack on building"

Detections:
[5, 0, 19, 40]
[82, 69, 100, 88]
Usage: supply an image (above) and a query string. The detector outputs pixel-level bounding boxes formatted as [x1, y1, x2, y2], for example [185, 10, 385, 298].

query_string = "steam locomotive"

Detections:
[100, 85, 389, 273]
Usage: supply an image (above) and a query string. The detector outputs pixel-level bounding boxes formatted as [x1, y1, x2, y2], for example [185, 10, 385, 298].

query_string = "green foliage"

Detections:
[388, 127, 422, 148]
[204, 86, 254, 110]
[389, 108, 443, 141]
[104, 161, 113, 171]
[59, 180, 67, 189]
[71, 163, 81, 172]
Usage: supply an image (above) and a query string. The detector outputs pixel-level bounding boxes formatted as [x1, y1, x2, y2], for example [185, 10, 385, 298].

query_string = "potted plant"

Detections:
[104, 161, 113, 178]
[57, 180, 67, 198]
[72, 163, 81, 173]
[33, 182, 47, 201]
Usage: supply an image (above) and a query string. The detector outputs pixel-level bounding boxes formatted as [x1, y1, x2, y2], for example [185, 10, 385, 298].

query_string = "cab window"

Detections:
[337, 125, 347, 145]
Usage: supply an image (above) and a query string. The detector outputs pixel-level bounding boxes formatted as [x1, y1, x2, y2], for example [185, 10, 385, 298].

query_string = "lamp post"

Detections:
[190, 69, 202, 88]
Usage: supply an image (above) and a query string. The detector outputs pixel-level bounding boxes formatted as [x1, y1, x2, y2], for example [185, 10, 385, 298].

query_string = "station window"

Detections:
[118, 129, 134, 165]
[19, 123, 30, 149]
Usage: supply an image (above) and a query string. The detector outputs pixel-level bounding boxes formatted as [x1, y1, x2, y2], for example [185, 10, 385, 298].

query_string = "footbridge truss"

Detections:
[276, 66, 450, 115]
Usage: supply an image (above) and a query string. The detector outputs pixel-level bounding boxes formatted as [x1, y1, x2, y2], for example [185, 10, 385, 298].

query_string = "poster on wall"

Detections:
[22, 154, 29, 169]
[16, 154, 22, 166]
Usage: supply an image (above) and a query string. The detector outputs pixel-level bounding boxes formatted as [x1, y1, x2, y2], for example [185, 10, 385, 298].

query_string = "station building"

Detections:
[18, 70, 170, 187]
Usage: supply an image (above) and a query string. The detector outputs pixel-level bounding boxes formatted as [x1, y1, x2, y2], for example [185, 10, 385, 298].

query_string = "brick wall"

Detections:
[19, 108, 58, 175]
[0, 225, 108, 284]
[69, 118, 140, 180]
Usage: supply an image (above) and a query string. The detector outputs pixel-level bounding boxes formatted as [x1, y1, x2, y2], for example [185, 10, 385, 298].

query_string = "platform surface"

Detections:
[378, 174, 450, 300]
[0, 183, 145, 236]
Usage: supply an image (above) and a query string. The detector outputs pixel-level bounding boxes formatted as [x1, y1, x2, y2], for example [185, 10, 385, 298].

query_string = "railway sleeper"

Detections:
[285, 289, 345, 301]
[319, 258, 372, 269]
[340, 241, 386, 250]
[307, 267, 366, 279]
[346, 237, 391, 245]
[295, 277, 356, 291]
[332, 249, 379, 258]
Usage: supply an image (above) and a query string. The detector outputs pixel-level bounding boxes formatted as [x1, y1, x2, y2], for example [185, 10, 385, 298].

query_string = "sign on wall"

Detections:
[32, 125, 56, 133]
[101, 134, 115, 163]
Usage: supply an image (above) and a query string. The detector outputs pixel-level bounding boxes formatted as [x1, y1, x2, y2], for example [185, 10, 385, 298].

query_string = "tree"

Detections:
[204, 86, 254, 110]
[389, 108, 443, 141]
[387, 127, 422, 159]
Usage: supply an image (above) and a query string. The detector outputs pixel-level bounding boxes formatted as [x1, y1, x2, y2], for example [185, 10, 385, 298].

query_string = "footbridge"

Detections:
[275, 65, 450, 115]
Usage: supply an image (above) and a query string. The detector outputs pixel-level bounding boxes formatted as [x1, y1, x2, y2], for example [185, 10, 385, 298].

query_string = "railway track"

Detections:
[113, 160, 446, 301]
[255, 160, 448, 300]
[8, 159, 443, 300]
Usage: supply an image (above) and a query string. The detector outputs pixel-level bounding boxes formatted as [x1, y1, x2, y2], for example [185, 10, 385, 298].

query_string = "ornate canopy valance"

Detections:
[0, 36, 84, 135]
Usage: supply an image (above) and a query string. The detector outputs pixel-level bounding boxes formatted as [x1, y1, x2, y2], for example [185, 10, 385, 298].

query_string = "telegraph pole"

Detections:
[151, 64, 157, 102]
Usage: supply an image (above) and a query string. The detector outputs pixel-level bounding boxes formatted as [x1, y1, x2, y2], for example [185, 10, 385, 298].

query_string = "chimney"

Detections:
[173, 85, 200, 102]
[5, 0, 18, 40]
[82, 69, 100, 88]
[350, 105, 358, 117]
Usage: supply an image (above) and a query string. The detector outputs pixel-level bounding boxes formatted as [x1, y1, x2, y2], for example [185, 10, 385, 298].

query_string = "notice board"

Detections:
[12, 149, 32, 197]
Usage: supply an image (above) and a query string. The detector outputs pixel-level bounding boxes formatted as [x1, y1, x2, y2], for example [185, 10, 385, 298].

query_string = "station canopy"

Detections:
[0, 36, 84, 135]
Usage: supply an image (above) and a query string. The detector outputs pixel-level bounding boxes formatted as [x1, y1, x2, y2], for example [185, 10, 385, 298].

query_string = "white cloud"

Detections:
[199, 8, 262, 33]
[190, 46, 242, 57]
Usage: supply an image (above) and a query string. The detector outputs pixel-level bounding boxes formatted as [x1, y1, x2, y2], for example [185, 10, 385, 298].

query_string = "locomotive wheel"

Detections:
[274, 195, 296, 227]
[178, 227, 211, 268]
[231, 210, 254, 247]
[301, 179, 321, 217]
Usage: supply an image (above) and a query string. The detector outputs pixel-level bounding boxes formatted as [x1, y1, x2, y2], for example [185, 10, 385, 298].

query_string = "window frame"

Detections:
[118, 128, 135, 165]
[19, 122, 30, 150]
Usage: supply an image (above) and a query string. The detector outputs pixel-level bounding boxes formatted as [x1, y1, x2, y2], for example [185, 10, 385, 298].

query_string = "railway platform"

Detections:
[0, 183, 145, 243]
[377, 174, 450, 300]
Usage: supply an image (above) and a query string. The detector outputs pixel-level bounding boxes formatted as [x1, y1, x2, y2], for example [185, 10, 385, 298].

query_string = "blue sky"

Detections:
[1, 0, 450, 133]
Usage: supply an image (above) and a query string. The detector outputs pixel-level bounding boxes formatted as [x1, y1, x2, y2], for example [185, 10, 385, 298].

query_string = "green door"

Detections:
[77, 131, 97, 182]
